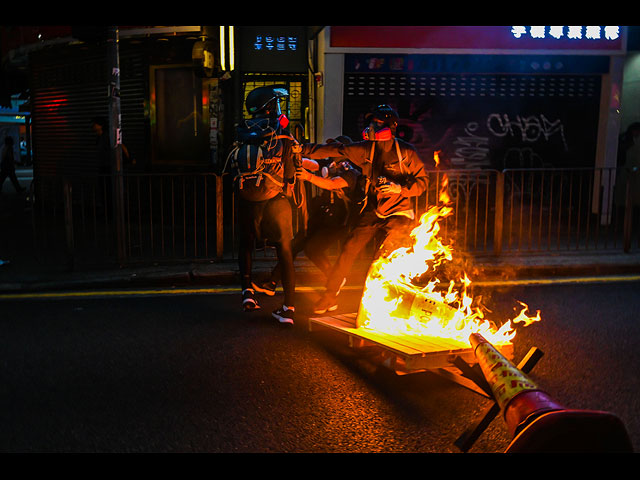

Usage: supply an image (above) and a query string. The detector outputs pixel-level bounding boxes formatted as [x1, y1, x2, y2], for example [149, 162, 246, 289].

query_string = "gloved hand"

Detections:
[377, 182, 401, 195]
[291, 143, 302, 154]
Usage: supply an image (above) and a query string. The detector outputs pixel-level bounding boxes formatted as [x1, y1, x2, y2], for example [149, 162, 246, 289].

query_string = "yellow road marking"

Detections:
[0, 287, 238, 300]
[471, 274, 640, 287]
[1, 275, 639, 301]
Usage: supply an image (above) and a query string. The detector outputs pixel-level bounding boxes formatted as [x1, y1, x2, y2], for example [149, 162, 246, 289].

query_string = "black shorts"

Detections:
[240, 193, 293, 244]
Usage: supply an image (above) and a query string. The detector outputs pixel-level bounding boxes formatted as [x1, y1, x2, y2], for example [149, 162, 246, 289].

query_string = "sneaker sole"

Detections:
[251, 282, 276, 296]
[272, 313, 294, 324]
[313, 304, 338, 315]
[242, 299, 260, 311]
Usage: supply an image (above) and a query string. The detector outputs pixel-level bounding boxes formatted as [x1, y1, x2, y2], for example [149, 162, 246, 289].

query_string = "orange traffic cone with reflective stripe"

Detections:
[469, 333, 633, 453]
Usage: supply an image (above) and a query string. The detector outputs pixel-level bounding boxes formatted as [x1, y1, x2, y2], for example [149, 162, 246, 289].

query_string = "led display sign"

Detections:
[239, 26, 308, 73]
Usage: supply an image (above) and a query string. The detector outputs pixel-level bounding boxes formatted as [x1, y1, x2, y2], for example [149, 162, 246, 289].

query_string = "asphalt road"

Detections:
[0, 278, 639, 453]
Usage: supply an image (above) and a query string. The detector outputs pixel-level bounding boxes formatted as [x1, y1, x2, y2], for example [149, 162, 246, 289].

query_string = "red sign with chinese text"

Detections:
[330, 26, 624, 52]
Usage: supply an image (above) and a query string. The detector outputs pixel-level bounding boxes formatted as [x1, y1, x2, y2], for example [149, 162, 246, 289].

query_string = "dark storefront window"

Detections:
[150, 64, 213, 168]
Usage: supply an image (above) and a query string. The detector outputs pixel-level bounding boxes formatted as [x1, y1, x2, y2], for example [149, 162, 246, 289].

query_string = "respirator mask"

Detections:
[362, 122, 393, 141]
[362, 104, 399, 141]
[272, 99, 289, 129]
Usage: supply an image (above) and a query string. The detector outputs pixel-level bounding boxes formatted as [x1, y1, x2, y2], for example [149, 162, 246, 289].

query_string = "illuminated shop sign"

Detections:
[511, 26, 620, 41]
[252, 35, 299, 52]
[239, 26, 307, 73]
[330, 26, 625, 52]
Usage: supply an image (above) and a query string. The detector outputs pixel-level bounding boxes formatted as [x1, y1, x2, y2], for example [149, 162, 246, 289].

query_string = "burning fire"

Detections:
[433, 149, 441, 168]
[359, 160, 541, 347]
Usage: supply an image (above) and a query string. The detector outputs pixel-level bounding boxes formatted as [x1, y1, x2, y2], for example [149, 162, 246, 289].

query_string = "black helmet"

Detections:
[365, 104, 399, 128]
[245, 85, 289, 116]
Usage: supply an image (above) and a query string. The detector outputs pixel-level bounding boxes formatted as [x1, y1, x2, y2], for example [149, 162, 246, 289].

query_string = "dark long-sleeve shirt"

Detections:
[301, 138, 428, 218]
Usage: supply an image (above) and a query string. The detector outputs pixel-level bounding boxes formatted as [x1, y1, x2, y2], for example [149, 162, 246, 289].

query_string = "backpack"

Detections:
[225, 118, 286, 202]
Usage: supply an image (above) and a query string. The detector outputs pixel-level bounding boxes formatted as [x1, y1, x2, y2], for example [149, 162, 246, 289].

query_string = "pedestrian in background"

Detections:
[0, 136, 25, 195]
[615, 122, 640, 209]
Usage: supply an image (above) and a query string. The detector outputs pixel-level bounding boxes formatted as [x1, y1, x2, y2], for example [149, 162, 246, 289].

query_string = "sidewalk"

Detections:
[2, 250, 640, 294]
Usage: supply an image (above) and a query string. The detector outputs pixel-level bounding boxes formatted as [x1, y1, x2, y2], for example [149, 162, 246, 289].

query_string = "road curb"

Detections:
[2, 261, 640, 295]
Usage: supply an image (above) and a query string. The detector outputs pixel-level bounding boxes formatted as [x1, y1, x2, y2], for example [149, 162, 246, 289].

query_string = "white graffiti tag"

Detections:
[451, 121, 490, 167]
[486, 113, 568, 150]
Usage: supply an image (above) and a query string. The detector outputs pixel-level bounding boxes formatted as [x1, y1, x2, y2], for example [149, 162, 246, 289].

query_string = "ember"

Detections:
[358, 168, 540, 347]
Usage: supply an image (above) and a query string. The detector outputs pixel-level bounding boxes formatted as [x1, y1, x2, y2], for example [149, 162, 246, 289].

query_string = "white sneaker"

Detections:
[272, 305, 294, 325]
[242, 289, 260, 311]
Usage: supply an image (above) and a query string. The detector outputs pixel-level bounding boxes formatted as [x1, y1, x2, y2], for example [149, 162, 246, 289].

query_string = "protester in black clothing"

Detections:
[91, 117, 111, 175]
[297, 105, 429, 314]
[253, 136, 364, 295]
[615, 122, 640, 208]
[234, 86, 298, 324]
[0, 136, 25, 195]
[617, 122, 640, 167]
[91, 116, 136, 172]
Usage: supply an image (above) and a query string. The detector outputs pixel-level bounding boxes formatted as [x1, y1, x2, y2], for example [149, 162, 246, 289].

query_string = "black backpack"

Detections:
[225, 118, 286, 202]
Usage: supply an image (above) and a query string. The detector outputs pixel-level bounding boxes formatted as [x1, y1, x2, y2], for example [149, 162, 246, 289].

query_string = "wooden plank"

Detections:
[309, 313, 514, 373]
[373, 329, 469, 353]
[311, 316, 426, 356]
[350, 327, 441, 356]
[310, 316, 470, 372]
[311, 315, 470, 355]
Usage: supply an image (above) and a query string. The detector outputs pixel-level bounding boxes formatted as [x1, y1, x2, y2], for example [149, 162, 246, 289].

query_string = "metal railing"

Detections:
[499, 167, 637, 254]
[31, 173, 225, 269]
[30, 167, 640, 269]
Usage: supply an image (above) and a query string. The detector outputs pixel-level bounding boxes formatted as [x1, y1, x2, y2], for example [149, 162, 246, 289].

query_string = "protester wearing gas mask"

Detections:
[297, 104, 429, 314]
[229, 85, 298, 325]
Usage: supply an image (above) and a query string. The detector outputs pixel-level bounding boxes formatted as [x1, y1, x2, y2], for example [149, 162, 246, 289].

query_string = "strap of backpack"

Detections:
[358, 141, 377, 214]
[394, 138, 406, 174]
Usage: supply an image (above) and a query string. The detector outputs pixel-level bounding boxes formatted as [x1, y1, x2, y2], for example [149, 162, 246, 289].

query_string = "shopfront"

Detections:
[315, 26, 626, 170]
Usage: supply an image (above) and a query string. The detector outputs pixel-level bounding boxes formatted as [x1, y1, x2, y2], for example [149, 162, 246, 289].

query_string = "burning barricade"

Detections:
[356, 183, 540, 349]
[310, 170, 632, 453]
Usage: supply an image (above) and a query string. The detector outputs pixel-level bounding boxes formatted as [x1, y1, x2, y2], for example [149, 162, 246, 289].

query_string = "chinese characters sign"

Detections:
[511, 26, 620, 41]
[330, 26, 624, 53]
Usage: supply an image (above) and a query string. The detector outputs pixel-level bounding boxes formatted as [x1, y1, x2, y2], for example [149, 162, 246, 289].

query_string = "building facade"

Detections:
[312, 26, 626, 171]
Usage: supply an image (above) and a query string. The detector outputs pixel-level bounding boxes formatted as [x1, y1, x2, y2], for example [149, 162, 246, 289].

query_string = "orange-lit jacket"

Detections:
[301, 138, 428, 218]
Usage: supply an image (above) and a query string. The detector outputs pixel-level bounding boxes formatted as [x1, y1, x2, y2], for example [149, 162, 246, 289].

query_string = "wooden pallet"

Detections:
[309, 312, 514, 397]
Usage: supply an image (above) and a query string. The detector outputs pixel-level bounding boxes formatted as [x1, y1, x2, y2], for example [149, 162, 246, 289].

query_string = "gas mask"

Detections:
[277, 113, 289, 129]
[362, 122, 393, 141]
[271, 99, 289, 129]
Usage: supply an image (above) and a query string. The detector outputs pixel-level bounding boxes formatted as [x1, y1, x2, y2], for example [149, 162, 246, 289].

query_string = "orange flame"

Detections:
[439, 173, 450, 205]
[359, 174, 541, 347]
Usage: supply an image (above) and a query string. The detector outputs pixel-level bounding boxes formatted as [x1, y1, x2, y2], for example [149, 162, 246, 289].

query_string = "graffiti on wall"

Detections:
[346, 97, 597, 171]
[447, 113, 568, 169]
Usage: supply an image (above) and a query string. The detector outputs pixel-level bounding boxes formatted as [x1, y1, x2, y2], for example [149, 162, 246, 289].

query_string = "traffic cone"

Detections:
[469, 333, 633, 453]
